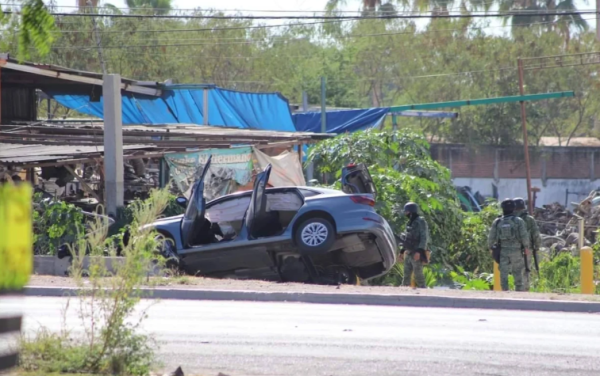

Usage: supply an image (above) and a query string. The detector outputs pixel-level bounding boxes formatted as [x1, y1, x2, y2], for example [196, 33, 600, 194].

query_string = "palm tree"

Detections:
[126, 0, 172, 15]
[325, 0, 402, 16]
[500, 0, 587, 47]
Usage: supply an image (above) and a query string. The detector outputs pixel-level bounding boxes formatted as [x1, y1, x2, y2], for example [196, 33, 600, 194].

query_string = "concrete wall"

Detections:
[431, 144, 600, 206]
[453, 178, 596, 207]
[33, 256, 161, 277]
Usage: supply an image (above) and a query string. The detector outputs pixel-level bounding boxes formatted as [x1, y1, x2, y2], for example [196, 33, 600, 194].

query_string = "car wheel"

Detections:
[295, 217, 335, 254]
[155, 234, 179, 269]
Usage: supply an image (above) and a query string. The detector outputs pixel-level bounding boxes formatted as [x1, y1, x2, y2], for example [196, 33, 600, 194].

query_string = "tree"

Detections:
[126, 0, 172, 15]
[8, 0, 56, 59]
[500, 0, 588, 48]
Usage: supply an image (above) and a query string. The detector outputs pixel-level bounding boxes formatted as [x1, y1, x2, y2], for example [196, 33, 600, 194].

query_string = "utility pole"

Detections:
[103, 74, 124, 216]
[517, 58, 534, 214]
[302, 91, 314, 181]
[320, 77, 326, 133]
[516, 52, 600, 212]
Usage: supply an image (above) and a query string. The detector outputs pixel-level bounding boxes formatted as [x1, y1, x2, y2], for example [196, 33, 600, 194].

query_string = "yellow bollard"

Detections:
[580, 246, 594, 294]
[493, 262, 502, 291]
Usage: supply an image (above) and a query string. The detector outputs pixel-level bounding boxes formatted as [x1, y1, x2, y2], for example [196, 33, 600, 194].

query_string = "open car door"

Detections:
[341, 163, 377, 200]
[181, 155, 212, 247]
[245, 164, 272, 239]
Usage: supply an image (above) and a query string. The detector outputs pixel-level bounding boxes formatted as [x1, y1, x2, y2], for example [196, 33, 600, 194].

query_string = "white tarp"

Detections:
[253, 148, 306, 187]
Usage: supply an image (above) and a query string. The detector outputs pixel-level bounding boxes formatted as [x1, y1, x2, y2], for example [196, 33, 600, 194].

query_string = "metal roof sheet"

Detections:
[0, 143, 154, 163]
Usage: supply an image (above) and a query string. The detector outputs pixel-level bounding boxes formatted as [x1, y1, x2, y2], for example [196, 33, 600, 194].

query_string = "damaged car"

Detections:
[147, 156, 397, 285]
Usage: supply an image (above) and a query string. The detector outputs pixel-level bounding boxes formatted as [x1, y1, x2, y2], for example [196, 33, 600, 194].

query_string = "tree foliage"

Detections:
[1, 0, 56, 59]
[7, 8, 600, 145]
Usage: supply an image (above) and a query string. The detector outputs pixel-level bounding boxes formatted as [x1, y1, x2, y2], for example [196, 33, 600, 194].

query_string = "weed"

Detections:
[21, 187, 171, 375]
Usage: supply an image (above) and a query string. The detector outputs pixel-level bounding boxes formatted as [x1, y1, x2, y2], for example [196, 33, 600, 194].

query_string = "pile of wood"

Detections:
[533, 190, 600, 253]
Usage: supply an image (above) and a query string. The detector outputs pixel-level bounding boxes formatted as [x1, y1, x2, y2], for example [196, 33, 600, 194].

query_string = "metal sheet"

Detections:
[0, 143, 154, 163]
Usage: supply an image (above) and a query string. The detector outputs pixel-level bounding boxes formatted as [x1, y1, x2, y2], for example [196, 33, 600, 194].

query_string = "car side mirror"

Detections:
[175, 197, 187, 208]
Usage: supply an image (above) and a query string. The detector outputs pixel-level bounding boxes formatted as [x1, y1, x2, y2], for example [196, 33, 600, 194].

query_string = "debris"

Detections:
[534, 189, 600, 256]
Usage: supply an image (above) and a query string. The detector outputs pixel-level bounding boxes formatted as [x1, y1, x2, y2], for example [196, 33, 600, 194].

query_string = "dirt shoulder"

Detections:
[27, 275, 600, 303]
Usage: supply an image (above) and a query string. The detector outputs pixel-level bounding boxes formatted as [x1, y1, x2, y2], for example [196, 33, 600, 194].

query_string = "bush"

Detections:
[533, 252, 581, 293]
[21, 187, 171, 375]
[307, 129, 463, 266]
[448, 202, 500, 274]
[33, 194, 85, 255]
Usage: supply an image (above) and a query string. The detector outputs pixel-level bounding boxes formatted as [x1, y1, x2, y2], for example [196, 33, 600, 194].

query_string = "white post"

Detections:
[203, 88, 209, 125]
[103, 74, 124, 216]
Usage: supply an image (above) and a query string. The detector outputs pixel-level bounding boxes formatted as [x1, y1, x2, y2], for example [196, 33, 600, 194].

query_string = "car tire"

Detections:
[295, 217, 336, 254]
[155, 234, 179, 269]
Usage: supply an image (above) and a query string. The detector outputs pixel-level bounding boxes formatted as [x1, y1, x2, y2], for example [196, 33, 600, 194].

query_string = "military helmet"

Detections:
[513, 197, 526, 210]
[404, 202, 419, 214]
[500, 198, 516, 212]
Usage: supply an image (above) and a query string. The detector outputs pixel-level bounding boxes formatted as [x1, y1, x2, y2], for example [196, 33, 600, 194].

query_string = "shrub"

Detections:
[21, 187, 171, 375]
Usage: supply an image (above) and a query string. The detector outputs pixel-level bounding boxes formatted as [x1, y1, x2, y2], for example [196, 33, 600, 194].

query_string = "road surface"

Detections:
[6, 297, 600, 376]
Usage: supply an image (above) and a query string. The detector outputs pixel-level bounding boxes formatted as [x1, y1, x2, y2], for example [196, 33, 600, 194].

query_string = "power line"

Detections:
[50, 19, 348, 34]
[0, 1, 513, 14]
[43, 19, 593, 49]
[4, 10, 597, 20]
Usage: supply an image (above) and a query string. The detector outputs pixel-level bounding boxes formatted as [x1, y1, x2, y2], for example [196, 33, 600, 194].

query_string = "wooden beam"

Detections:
[0, 60, 162, 96]
[3, 152, 178, 169]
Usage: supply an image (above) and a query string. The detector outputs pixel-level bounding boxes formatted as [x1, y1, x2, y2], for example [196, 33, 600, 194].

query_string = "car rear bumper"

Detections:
[338, 214, 398, 278]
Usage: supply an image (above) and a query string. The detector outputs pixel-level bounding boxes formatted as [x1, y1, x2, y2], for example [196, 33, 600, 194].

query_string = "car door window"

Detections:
[245, 164, 272, 239]
[181, 155, 212, 247]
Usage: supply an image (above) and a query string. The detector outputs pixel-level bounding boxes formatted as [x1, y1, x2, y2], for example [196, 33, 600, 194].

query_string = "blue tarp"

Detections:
[292, 108, 389, 134]
[47, 86, 296, 131]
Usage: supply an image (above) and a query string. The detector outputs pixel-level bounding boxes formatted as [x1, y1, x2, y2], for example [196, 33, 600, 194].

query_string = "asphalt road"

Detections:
[7, 297, 600, 376]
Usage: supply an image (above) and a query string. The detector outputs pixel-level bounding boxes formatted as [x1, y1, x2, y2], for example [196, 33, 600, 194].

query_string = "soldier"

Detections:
[400, 202, 429, 288]
[488, 199, 530, 291]
[513, 197, 541, 290]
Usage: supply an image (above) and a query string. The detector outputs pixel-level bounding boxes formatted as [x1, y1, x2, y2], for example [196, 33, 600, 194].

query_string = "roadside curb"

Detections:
[24, 286, 600, 313]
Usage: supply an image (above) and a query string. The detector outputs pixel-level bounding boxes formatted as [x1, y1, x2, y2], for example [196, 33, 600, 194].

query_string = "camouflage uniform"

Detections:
[517, 210, 541, 290]
[488, 215, 530, 291]
[402, 216, 429, 288]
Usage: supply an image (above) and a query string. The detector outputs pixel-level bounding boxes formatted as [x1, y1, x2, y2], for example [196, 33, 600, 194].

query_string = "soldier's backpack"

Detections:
[497, 215, 519, 241]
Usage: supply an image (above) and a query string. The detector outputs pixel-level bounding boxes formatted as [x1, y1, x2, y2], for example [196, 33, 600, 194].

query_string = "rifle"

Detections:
[532, 248, 540, 272]
[394, 232, 418, 252]
[522, 247, 531, 273]
[491, 242, 501, 264]
[394, 232, 428, 263]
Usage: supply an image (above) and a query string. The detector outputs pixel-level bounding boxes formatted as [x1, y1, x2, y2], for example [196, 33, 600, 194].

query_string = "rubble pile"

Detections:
[534, 190, 600, 255]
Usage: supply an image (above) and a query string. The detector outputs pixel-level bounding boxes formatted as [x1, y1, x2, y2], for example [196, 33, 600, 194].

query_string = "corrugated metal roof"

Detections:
[0, 143, 154, 163]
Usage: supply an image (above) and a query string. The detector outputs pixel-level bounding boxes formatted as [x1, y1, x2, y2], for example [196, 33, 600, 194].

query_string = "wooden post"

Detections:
[518, 58, 534, 214]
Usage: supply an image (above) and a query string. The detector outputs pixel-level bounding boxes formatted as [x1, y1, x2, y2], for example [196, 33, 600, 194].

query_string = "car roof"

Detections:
[206, 186, 343, 204]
